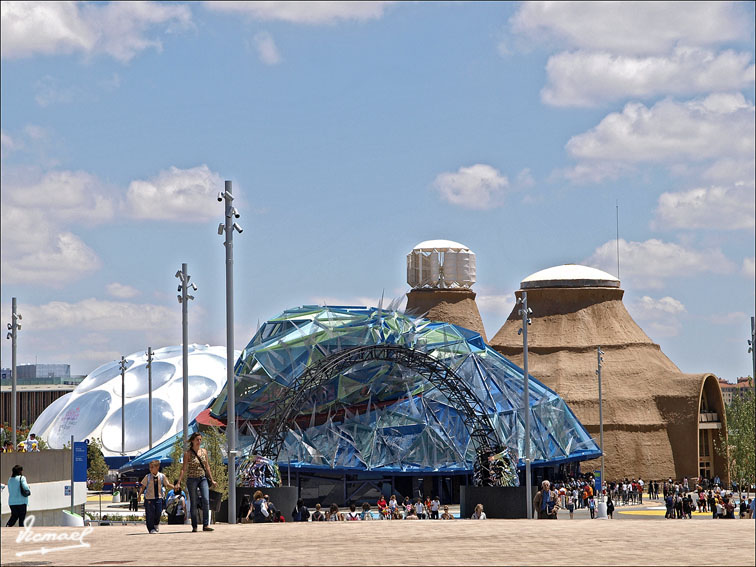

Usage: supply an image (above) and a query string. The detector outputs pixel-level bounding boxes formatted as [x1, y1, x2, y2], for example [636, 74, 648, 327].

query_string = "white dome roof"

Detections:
[521, 264, 620, 289]
[412, 239, 470, 251]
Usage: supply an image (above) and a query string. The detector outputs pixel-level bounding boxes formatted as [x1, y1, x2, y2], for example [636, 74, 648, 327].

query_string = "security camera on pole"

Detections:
[176, 264, 197, 450]
[596, 347, 608, 519]
[218, 181, 242, 525]
[6, 298, 22, 448]
[517, 292, 532, 519]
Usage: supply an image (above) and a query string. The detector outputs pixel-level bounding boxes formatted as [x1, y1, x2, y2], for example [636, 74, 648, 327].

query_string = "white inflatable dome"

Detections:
[32, 344, 238, 457]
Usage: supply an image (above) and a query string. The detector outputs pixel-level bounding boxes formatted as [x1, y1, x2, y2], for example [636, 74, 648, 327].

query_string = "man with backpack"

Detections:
[292, 498, 310, 522]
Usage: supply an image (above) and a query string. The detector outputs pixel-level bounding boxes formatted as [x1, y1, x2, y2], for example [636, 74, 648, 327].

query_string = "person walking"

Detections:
[138, 460, 173, 534]
[606, 495, 615, 519]
[430, 496, 440, 519]
[5, 465, 30, 527]
[176, 431, 217, 532]
[533, 480, 559, 519]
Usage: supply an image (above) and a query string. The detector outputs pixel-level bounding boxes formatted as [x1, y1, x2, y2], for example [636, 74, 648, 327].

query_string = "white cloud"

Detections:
[631, 295, 686, 317]
[708, 311, 748, 325]
[14, 298, 181, 332]
[743, 257, 755, 278]
[254, 31, 282, 65]
[542, 47, 755, 107]
[3, 169, 116, 224]
[510, 1, 750, 56]
[1, 131, 19, 152]
[627, 295, 686, 338]
[106, 283, 141, 299]
[433, 164, 509, 210]
[566, 93, 754, 163]
[0, 205, 101, 285]
[205, 1, 392, 24]
[476, 293, 515, 316]
[125, 164, 224, 221]
[1, 1, 192, 62]
[585, 238, 735, 289]
[652, 184, 755, 231]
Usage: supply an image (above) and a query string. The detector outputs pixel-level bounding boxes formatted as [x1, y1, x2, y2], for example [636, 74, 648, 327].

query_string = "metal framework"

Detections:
[251, 344, 503, 482]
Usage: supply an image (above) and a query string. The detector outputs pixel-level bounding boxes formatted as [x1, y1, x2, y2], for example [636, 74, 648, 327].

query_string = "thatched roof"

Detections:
[490, 286, 728, 482]
[406, 288, 487, 343]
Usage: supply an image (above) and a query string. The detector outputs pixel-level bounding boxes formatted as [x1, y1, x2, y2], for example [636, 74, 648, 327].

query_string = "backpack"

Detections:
[346, 511, 360, 521]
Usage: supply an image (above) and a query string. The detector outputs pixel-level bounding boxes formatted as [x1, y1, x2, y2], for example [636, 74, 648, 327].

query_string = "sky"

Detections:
[1, 1, 754, 382]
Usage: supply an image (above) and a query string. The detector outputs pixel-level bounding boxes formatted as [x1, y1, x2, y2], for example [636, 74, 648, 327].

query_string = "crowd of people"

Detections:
[239, 493, 475, 522]
[1, 433, 41, 452]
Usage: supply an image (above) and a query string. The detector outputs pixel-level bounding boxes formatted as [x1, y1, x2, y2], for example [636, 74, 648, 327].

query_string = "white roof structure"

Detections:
[31, 344, 239, 457]
[521, 264, 620, 289]
[407, 240, 476, 289]
[412, 240, 471, 251]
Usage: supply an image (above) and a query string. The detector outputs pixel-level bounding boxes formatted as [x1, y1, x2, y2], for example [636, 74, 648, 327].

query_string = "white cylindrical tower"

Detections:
[407, 240, 476, 289]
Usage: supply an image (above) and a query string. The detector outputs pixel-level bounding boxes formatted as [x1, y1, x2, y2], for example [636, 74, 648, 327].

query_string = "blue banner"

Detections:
[74, 442, 88, 482]
[594, 470, 602, 496]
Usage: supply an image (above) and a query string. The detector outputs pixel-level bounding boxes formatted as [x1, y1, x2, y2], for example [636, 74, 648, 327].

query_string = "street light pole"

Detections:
[749, 316, 755, 395]
[119, 356, 127, 456]
[518, 292, 532, 519]
[218, 180, 243, 525]
[597, 347, 605, 497]
[6, 298, 22, 448]
[147, 347, 154, 449]
[176, 264, 197, 450]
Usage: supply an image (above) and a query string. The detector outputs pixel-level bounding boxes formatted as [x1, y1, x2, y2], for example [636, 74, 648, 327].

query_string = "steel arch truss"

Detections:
[251, 344, 505, 485]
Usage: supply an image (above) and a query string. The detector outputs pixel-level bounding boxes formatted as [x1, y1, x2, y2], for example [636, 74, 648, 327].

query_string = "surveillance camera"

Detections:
[17, 314, 21, 320]
[16, 324, 21, 330]
[6, 323, 11, 330]
[190, 283, 198, 291]
[218, 223, 225, 235]
[177, 295, 183, 303]
[217, 192, 224, 202]
[232, 207, 240, 219]
[6, 332, 11, 340]
[175, 270, 182, 279]
[187, 294, 195, 301]
[233, 222, 243, 233]
[177, 285, 183, 292]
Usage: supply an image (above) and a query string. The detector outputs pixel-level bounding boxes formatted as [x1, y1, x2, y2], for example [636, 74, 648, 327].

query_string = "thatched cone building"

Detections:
[405, 240, 487, 342]
[490, 264, 728, 483]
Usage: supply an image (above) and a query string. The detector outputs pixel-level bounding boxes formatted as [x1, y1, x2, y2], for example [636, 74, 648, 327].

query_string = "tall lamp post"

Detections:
[518, 292, 532, 519]
[119, 356, 128, 456]
[218, 180, 243, 524]
[146, 347, 154, 449]
[749, 316, 755, 395]
[596, 347, 607, 519]
[6, 298, 22, 448]
[176, 264, 197, 450]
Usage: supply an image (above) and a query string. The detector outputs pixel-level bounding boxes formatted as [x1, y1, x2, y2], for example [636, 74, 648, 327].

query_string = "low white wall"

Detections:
[2, 480, 87, 526]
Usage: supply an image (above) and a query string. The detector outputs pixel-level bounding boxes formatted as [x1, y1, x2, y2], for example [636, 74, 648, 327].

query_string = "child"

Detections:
[588, 497, 596, 519]
[138, 460, 173, 534]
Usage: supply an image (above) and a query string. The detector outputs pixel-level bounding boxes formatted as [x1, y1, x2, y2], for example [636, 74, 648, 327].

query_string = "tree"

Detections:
[161, 435, 185, 485]
[203, 426, 229, 499]
[87, 438, 109, 491]
[719, 382, 755, 492]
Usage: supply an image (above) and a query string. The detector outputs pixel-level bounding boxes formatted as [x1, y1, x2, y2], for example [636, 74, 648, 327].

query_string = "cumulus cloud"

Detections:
[125, 164, 224, 221]
[1, 1, 192, 62]
[743, 257, 755, 278]
[652, 184, 755, 231]
[106, 282, 141, 299]
[0, 205, 101, 285]
[3, 169, 116, 224]
[510, 1, 750, 56]
[542, 47, 755, 107]
[205, 1, 392, 24]
[433, 164, 509, 210]
[15, 298, 181, 332]
[253, 31, 282, 65]
[627, 295, 686, 338]
[585, 238, 735, 289]
[566, 93, 754, 163]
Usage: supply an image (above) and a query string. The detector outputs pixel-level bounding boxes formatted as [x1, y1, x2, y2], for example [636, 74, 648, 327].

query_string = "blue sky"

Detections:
[1, 1, 754, 381]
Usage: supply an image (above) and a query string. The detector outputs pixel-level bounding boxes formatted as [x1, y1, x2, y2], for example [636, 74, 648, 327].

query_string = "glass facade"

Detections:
[211, 306, 600, 475]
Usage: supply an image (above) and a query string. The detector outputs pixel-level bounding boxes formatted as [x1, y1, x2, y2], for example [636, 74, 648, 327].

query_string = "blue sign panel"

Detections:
[64, 485, 71, 496]
[594, 470, 602, 496]
[74, 441, 88, 482]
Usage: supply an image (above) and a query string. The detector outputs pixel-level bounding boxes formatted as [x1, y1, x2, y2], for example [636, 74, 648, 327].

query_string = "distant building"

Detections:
[718, 377, 753, 405]
[1, 363, 84, 427]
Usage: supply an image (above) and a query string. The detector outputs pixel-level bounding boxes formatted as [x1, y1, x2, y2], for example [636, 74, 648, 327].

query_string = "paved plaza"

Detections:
[2, 518, 754, 566]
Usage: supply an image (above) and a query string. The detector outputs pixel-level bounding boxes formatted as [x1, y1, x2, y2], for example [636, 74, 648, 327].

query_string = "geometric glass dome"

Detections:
[210, 306, 600, 474]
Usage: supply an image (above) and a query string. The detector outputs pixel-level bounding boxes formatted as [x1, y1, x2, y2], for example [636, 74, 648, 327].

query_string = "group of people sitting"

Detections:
[238, 493, 470, 522]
